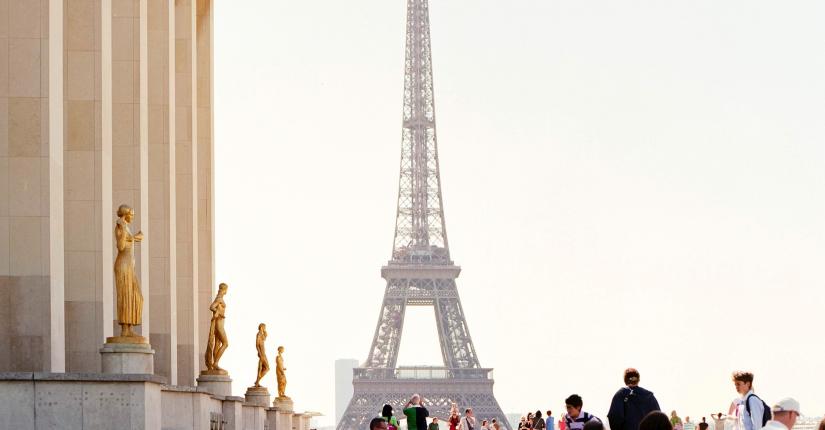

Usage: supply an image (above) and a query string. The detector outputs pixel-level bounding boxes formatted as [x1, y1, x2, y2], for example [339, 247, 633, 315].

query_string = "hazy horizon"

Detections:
[214, 1, 825, 426]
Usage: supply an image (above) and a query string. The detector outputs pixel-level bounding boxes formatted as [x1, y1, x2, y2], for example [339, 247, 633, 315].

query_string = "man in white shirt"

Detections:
[732, 371, 766, 430]
[760, 398, 800, 430]
[461, 408, 477, 430]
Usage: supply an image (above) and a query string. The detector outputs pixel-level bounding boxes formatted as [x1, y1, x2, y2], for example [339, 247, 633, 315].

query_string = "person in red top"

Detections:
[448, 406, 461, 430]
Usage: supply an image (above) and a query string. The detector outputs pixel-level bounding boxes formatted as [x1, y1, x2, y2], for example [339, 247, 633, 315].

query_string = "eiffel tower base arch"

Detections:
[337, 373, 511, 430]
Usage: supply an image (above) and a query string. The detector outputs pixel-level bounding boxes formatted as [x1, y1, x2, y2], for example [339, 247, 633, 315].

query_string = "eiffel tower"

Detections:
[336, 1, 510, 429]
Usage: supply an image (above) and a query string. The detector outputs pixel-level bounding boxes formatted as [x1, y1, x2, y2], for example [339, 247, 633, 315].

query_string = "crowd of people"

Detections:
[367, 369, 823, 430]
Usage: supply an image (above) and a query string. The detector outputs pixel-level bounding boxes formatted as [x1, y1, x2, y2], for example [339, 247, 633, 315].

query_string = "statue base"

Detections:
[245, 386, 271, 407]
[100, 341, 154, 374]
[197, 373, 232, 397]
[105, 335, 149, 344]
[272, 396, 293, 412]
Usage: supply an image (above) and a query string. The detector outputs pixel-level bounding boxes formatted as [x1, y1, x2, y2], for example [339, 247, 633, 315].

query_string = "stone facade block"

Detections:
[0, 380, 35, 429]
[8, 97, 41, 157]
[9, 38, 41, 98]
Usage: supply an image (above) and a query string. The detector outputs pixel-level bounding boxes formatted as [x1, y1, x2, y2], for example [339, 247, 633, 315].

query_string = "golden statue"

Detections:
[254, 323, 269, 387]
[276, 346, 288, 398]
[110, 204, 146, 343]
[203, 283, 229, 374]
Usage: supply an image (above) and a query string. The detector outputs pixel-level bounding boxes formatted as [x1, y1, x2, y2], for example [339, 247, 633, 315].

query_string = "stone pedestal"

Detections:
[100, 341, 155, 374]
[293, 413, 311, 430]
[272, 396, 293, 412]
[245, 386, 271, 407]
[268, 397, 295, 430]
[197, 373, 233, 397]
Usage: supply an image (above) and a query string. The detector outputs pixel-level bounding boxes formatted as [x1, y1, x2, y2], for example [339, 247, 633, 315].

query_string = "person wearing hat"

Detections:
[607, 368, 661, 430]
[760, 398, 801, 430]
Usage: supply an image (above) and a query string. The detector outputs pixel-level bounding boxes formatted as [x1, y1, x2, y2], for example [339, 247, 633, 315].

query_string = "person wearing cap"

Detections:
[607, 368, 661, 430]
[760, 398, 801, 430]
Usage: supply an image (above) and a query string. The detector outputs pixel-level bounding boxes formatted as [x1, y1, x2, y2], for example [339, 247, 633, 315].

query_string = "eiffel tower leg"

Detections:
[365, 295, 406, 368]
[434, 283, 480, 369]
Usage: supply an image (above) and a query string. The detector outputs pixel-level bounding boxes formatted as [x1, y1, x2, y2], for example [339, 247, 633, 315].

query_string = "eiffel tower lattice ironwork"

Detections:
[336, 1, 509, 429]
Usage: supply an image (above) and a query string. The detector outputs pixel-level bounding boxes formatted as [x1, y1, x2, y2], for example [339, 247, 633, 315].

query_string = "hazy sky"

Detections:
[214, 1, 825, 426]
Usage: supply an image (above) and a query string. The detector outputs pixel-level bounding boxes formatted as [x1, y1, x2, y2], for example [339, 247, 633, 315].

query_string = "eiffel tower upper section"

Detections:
[391, 0, 450, 266]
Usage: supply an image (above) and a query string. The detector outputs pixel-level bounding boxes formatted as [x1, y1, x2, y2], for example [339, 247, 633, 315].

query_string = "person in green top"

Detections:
[403, 394, 430, 430]
[429, 417, 441, 430]
[671, 411, 683, 430]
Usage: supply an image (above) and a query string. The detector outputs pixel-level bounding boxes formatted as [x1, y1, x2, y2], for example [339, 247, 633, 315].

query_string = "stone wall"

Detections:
[0, 373, 314, 430]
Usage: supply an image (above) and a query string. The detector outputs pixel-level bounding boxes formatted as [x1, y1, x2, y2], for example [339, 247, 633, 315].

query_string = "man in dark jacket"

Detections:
[607, 368, 661, 430]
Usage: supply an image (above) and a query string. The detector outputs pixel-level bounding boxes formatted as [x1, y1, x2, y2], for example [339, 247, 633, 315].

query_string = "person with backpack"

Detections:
[608, 368, 662, 430]
[564, 394, 601, 430]
[732, 371, 771, 430]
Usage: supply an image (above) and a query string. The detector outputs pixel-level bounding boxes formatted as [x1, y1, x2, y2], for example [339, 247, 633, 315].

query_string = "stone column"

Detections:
[174, 0, 199, 387]
[195, 0, 214, 377]
[147, 0, 178, 385]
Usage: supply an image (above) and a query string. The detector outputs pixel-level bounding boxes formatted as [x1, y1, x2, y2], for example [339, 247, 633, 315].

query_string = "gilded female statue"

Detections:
[276, 345, 288, 398]
[204, 283, 229, 373]
[253, 323, 270, 387]
[114, 204, 144, 340]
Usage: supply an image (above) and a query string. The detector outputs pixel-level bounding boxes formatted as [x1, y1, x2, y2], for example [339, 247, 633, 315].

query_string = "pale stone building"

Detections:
[0, 1, 317, 429]
[0, 0, 214, 386]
